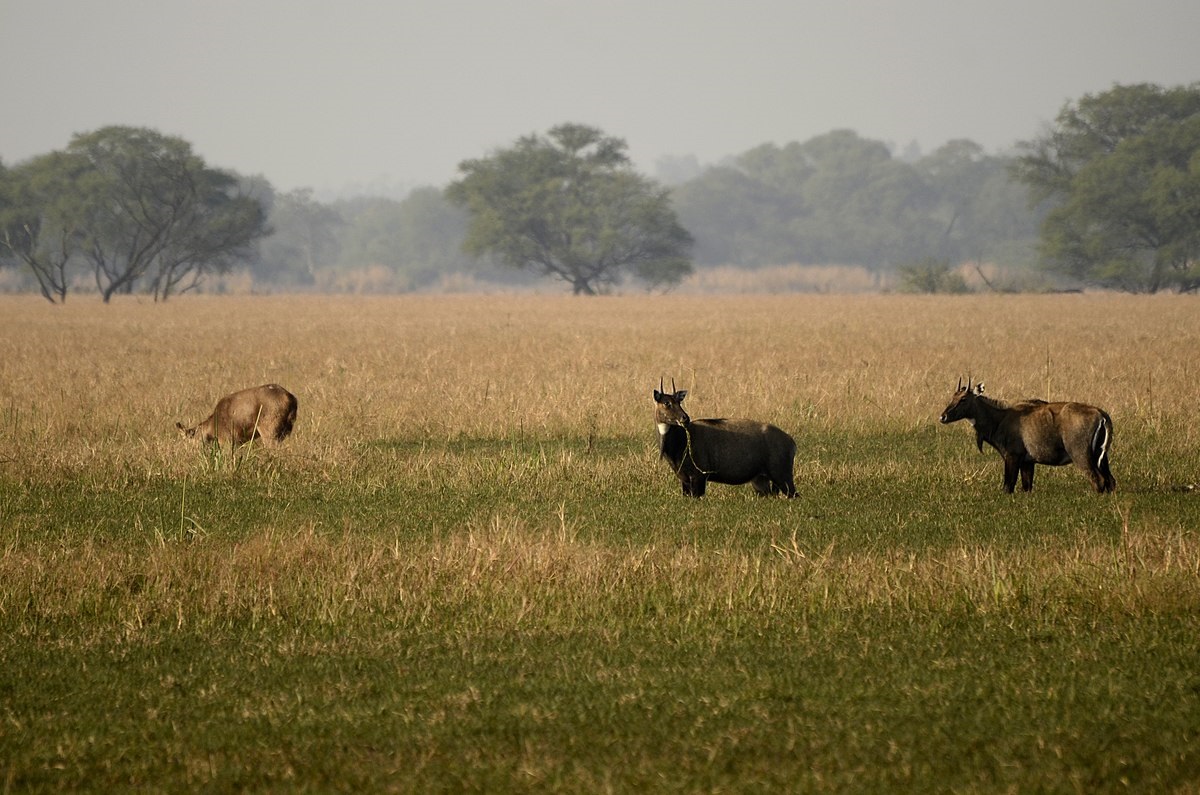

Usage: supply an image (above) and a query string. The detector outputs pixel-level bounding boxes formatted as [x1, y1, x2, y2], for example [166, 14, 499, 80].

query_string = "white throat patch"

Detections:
[657, 422, 670, 436]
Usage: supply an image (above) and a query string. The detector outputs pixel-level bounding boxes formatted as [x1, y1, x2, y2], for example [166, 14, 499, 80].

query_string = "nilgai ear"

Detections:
[975, 383, 985, 394]
[674, 390, 688, 400]
[653, 389, 665, 402]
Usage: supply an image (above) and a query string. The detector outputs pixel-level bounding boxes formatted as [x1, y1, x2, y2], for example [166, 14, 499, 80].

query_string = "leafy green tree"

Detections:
[388, 187, 474, 276]
[918, 140, 992, 256]
[673, 131, 945, 269]
[332, 197, 405, 271]
[0, 151, 91, 302]
[671, 163, 786, 265]
[1012, 82, 1200, 292]
[256, 188, 344, 286]
[446, 123, 693, 294]
[336, 188, 476, 289]
[917, 140, 1042, 267]
[150, 175, 270, 299]
[66, 126, 268, 301]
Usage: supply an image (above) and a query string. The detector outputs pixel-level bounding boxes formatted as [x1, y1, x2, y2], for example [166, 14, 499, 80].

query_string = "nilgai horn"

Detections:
[177, 384, 298, 447]
[939, 378, 1115, 493]
[653, 378, 797, 498]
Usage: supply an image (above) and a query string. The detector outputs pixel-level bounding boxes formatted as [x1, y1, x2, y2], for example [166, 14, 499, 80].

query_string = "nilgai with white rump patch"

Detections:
[654, 380, 797, 498]
[177, 384, 298, 447]
[939, 378, 1115, 493]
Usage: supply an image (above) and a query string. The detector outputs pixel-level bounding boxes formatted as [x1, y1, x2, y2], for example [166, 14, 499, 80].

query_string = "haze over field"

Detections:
[2, 0, 1198, 196]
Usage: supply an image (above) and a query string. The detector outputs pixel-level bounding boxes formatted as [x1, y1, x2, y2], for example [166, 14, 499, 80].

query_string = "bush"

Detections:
[896, 258, 971, 294]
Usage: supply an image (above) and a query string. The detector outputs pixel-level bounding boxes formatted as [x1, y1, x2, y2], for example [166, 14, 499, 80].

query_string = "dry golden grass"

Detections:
[677, 263, 887, 293]
[1, 291, 1197, 463]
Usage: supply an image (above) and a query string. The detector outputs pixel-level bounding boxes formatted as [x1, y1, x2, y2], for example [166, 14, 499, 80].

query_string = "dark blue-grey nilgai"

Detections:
[654, 381, 796, 498]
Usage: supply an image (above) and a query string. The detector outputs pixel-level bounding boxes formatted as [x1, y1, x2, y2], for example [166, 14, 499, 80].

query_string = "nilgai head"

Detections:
[940, 377, 984, 424]
[653, 377, 690, 429]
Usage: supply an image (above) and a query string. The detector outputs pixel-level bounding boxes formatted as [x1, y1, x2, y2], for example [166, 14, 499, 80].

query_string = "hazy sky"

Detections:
[2, 0, 1197, 196]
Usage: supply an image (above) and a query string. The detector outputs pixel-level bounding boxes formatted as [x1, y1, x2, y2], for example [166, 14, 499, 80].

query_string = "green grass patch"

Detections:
[4, 616, 1199, 792]
[4, 424, 1200, 790]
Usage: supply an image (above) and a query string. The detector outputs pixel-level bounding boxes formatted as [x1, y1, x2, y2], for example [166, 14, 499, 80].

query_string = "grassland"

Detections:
[1, 292, 1199, 792]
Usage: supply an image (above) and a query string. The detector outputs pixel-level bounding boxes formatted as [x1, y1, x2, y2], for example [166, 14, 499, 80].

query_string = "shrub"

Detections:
[896, 258, 971, 294]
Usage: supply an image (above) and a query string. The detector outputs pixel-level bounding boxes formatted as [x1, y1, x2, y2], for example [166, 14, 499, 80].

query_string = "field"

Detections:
[2, 293, 1199, 792]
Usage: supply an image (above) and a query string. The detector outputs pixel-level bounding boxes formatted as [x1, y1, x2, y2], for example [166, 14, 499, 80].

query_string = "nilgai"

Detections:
[654, 381, 797, 498]
[177, 384, 298, 447]
[939, 378, 1115, 493]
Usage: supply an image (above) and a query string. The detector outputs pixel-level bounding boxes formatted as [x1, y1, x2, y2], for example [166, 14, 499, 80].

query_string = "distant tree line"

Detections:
[2, 83, 1196, 300]
[251, 186, 492, 293]
[673, 131, 1042, 273]
[672, 81, 1199, 294]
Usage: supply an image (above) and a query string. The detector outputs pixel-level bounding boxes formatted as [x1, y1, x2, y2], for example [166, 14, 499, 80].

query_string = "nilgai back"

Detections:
[177, 384, 298, 447]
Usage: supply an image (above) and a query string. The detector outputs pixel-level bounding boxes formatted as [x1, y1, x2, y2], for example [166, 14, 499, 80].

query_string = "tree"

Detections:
[917, 140, 1042, 267]
[335, 188, 476, 289]
[386, 187, 474, 277]
[66, 126, 268, 301]
[149, 172, 269, 300]
[256, 188, 344, 286]
[673, 131, 946, 269]
[1012, 83, 1200, 292]
[0, 151, 90, 303]
[672, 164, 782, 265]
[446, 123, 693, 294]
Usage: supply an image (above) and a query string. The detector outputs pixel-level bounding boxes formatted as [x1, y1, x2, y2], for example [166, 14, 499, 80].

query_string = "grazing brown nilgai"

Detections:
[177, 383, 298, 447]
[654, 380, 797, 498]
[939, 379, 1115, 493]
